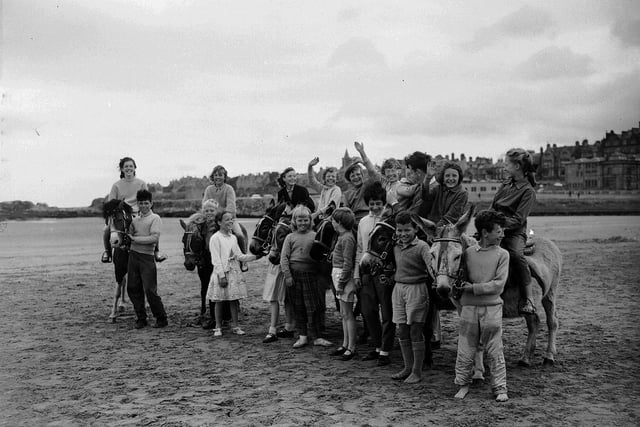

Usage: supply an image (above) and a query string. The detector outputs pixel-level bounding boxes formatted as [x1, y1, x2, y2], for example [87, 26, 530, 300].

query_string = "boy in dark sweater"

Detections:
[390, 211, 431, 384]
[454, 209, 509, 402]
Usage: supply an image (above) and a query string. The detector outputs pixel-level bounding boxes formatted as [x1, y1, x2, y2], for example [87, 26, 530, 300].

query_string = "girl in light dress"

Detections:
[206, 210, 259, 337]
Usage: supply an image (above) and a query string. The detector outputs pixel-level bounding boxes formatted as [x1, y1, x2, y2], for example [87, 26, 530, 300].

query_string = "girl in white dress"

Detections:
[206, 211, 259, 337]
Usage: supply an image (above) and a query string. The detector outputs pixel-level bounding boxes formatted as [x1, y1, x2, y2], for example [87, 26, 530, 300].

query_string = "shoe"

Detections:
[152, 318, 168, 328]
[313, 338, 333, 347]
[101, 251, 112, 263]
[377, 355, 391, 366]
[240, 262, 249, 272]
[362, 350, 379, 361]
[263, 333, 278, 343]
[341, 350, 357, 361]
[231, 326, 246, 335]
[276, 328, 294, 338]
[202, 320, 216, 330]
[134, 318, 148, 329]
[330, 346, 347, 356]
[519, 298, 537, 315]
[213, 328, 222, 337]
[293, 337, 308, 348]
[496, 393, 509, 402]
[154, 252, 168, 263]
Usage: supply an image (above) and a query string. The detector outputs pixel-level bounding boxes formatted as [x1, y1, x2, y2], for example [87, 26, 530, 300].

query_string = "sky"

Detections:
[1, 0, 639, 207]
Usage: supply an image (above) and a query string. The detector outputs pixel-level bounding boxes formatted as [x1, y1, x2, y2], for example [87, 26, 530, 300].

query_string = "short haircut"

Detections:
[331, 207, 356, 231]
[202, 199, 220, 211]
[381, 158, 402, 172]
[136, 189, 153, 202]
[404, 151, 431, 173]
[474, 209, 507, 235]
[322, 167, 338, 182]
[363, 181, 386, 205]
[291, 205, 311, 231]
[395, 211, 414, 227]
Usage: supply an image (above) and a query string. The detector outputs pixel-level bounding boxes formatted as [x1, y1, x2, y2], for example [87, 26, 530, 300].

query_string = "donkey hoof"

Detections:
[518, 359, 531, 368]
[543, 358, 555, 367]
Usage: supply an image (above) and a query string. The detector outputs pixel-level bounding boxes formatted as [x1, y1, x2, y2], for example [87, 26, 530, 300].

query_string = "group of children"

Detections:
[112, 142, 542, 403]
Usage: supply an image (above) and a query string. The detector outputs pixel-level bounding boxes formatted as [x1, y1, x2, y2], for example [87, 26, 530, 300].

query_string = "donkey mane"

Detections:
[102, 199, 132, 219]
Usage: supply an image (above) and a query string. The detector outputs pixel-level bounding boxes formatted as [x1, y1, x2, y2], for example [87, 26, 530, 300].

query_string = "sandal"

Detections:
[231, 326, 246, 335]
[101, 251, 112, 263]
[262, 333, 278, 343]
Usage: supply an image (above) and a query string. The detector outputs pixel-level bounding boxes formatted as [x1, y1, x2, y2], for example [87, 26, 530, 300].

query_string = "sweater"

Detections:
[459, 244, 509, 307]
[332, 232, 356, 288]
[280, 230, 317, 279]
[393, 237, 431, 284]
[108, 177, 148, 213]
[203, 183, 237, 215]
[130, 210, 162, 255]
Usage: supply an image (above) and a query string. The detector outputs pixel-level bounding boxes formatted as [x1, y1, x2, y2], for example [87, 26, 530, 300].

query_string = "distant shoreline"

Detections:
[2, 193, 639, 220]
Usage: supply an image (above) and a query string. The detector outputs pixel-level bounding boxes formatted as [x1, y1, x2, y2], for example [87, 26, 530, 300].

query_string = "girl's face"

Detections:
[443, 168, 460, 189]
[284, 170, 297, 188]
[295, 214, 311, 232]
[121, 160, 136, 179]
[212, 171, 225, 186]
[324, 171, 337, 187]
[218, 212, 234, 232]
[203, 205, 217, 220]
[504, 160, 521, 179]
[349, 168, 363, 186]
[384, 168, 400, 183]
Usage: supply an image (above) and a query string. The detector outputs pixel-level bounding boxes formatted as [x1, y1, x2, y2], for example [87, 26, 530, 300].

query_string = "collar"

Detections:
[473, 243, 499, 252]
[139, 210, 153, 218]
[398, 236, 419, 249]
[505, 176, 528, 189]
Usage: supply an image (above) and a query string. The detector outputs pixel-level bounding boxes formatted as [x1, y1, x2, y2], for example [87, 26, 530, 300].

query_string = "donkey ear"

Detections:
[179, 219, 187, 231]
[455, 204, 475, 234]
[268, 198, 276, 208]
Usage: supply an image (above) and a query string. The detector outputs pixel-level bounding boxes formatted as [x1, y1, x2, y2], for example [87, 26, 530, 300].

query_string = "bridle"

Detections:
[365, 221, 397, 276]
[183, 222, 204, 266]
[312, 218, 337, 262]
[251, 214, 276, 254]
[108, 205, 132, 249]
[432, 237, 466, 295]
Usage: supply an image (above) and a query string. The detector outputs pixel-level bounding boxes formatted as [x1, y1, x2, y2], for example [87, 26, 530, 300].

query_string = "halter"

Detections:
[432, 237, 466, 294]
[108, 207, 132, 249]
[182, 222, 205, 267]
[366, 222, 396, 261]
[251, 215, 276, 252]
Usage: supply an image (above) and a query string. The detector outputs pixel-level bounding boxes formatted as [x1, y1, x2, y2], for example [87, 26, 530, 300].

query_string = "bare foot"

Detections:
[454, 386, 470, 399]
[404, 373, 421, 384]
[495, 393, 509, 402]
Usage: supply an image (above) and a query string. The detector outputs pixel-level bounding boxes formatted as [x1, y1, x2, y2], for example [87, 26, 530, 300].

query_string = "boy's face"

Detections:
[384, 168, 400, 183]
[295, 214, 311, 232]
[138, 199, 152, 214]
[368, 199, 384, 216]
[483, 223, 504, 246]
[395, 222, 417, 245]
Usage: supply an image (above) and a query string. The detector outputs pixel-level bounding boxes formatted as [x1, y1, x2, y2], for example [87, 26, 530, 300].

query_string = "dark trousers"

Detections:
[501, 234, 531, 295]
[127, 251, 166, 321]
[360, 274, 395, 352]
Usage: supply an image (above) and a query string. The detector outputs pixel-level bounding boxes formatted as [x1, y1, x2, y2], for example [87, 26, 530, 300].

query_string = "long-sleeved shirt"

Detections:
[280, 230, 317, 279]
[354, 212, 382, 279]
[332, 232, 356, 288]
[277, 185, 315, 212]
[342, 158, 381, 224]
[307, 167, 342, 214]
[491, 177, 536, 236]
[108, 177, 148, 213]
[393, 237, 431, 285]
[130, 210, 161, 255]
[203, 183, 237, 215]
[422, 184, 468, 228]
[460, 244, 509, 307]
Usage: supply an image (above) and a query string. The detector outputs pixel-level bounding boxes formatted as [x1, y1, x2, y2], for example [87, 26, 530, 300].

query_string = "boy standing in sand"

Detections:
[391, 211, 431, 384]
[454, 209, 509, 402]
[127, 189, 168, 329]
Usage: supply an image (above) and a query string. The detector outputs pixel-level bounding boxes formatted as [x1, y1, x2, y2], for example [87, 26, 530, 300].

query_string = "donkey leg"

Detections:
[118, 275, 128, 311]
[541, 292, 558, 366]
[519, 312, 540, 367]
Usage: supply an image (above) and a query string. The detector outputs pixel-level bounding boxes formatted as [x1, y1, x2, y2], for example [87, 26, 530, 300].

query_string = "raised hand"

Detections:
[354, 141, 365, 154]
[309, 157, 320, 167]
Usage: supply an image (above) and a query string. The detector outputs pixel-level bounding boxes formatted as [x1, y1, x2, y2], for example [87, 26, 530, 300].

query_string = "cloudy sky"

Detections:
[2, 0, 639, 207]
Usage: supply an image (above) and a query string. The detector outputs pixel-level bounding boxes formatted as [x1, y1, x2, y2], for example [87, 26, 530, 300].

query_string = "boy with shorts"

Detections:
[454, 209, 509, 402]
[391, 211, 431, 383]
[127, 189, 168, 329]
